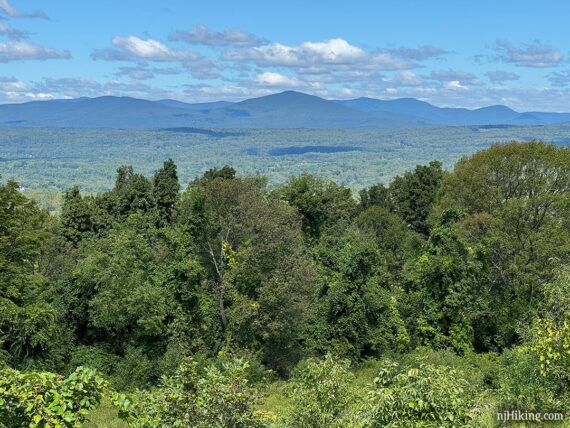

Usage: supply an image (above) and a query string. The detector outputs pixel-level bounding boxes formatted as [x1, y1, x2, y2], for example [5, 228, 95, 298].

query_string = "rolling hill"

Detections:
[0, 90, 569, 129]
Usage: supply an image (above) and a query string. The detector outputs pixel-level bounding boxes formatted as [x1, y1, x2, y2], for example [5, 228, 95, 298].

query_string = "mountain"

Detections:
[335, 97, 523, 125]
[0, 90, 568, 129]
[0, 96, 191, 128]
[196, 91, 427, 128]
[157, 99, 234, 110]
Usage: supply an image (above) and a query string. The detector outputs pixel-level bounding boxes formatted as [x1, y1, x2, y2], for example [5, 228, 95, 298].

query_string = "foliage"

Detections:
[497, 347, 568, 413]
[0, 366, 110, 427]
[274, 174, 356, 240]
[152, 159, 180, 225]
[0, 180, 67, 369]
[3, 126, 570, 200]
[363, 360, 478, 427]
[435, 141, 570, 348]
[284, 354, 358, 427]
[309, 227, 409, 359]
[404, 225, 488, 353]
[0, 141, 568, 425]
[123, 356, 265, 428]
[387, 160, 444, 236]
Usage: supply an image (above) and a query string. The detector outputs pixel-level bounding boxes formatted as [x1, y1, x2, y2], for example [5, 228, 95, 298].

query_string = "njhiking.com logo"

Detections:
[497, 409, 564, 423]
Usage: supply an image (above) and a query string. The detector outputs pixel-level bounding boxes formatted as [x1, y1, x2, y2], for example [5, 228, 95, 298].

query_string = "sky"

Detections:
[1, 0, 570, 111]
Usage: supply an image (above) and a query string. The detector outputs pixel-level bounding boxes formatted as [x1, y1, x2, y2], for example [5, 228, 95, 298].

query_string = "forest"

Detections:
[1, 140, 569, 427]
[1, 124, 570, 205]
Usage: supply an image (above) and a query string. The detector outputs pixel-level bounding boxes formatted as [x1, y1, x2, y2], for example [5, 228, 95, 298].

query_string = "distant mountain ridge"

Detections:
[0, 90, 569, 129]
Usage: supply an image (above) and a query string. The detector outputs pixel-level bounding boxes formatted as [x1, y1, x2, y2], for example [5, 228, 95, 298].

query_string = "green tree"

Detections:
[152, 159, 180, 225]
[177, 174, 315, 373]
[356, 205, 421, 276]
[60, 186, 110, 245]
[389, 160, 444, 236]
[99, 165, 156, 218]
[359, 182, 390, 211]
[274, 174, 357, 240]
[435, 141, 570, 346]
[284, 354, 357, 428]
[310, 227, 409, 359]
[404, 225, 488, 352]
[0, 180, 65, 369]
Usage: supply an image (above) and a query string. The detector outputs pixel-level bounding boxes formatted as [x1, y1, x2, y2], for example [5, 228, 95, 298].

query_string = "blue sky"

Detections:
[1, 0, 570, 110]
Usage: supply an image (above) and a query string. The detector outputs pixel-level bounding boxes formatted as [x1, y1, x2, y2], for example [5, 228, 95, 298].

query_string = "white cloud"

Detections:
[0, 76, 27, 91]
[0, 40, 70, 62]
[445, 80, 469, 91]
[387, 71, 424, 86]
[170, 25, 263, 47]
[254, 71, 302, 87]
[486, 70, 520, 83]
[0, 0, 48, 19]
[388, 45, 448, 61]
[92, 35, 221, 79]
[0, 19, 24, 38]
[224, 38, 414, 71]
[493, 40, 564, 68]
[429, 70, 483, 85]
[93, 36, 200, 62]
[547, 70, 570, 87]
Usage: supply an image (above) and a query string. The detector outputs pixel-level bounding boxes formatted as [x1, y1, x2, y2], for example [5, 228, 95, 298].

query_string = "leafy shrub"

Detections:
[0, 366, 109, 427]
[112, 346, 155, 391]
[123, 356, 265, 427]
[363, 359, 479, 427]
[498, 347, 568, 413]
[396, 347, 500, 390]
[67, 345, 119, 377]
[284, 354, 358, 427]
[497, 265, 570, 414]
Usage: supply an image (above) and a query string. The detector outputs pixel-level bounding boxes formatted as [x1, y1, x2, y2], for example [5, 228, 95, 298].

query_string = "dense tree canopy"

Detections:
[1, 140, 569, 426]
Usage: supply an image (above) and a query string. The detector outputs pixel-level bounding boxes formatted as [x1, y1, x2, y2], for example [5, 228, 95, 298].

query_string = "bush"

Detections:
[363, 359, 479, 427]
[112, 346, 155, 391]
[67, 345, 119, 377]
[0, 366, 109, 427]
[284, 354, 358, 427]
[396, 347, 500, 390]
[498, 347, 568, 413]
[123, 356, 265, 427]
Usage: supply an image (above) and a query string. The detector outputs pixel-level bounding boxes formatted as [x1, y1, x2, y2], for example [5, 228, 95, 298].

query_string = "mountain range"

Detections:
[1, 90, 569, 129]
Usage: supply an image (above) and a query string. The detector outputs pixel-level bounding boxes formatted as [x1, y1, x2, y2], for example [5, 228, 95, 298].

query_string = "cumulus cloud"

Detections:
[493, 40, 564, 68]
[223, 38, 415, 72]
[547, 70, 570, 87]
[170, 25, 264, 47]
[429, 70, 483, 85]
[183, 83, 261, 102]
[0, 19, 25, 38]
[0, 40, 70, 62]
[114, 65, 182, 80]
[92, 36, 221, 79]
[0, 5, 70, 63]
[92, 36, 202, 62]
[445, 80, 469, 91]
[386, 71, 424, 86]
[486, 70, 520, 83]
[0, 76, 54, 103]
[0, 0, 48, 19]
[32, 77, 102, 98]
[388, 45, 448, 61]
[0, 75, 27, 91]
[254, 71, 303, 87]
[0, 76, 182, 102]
